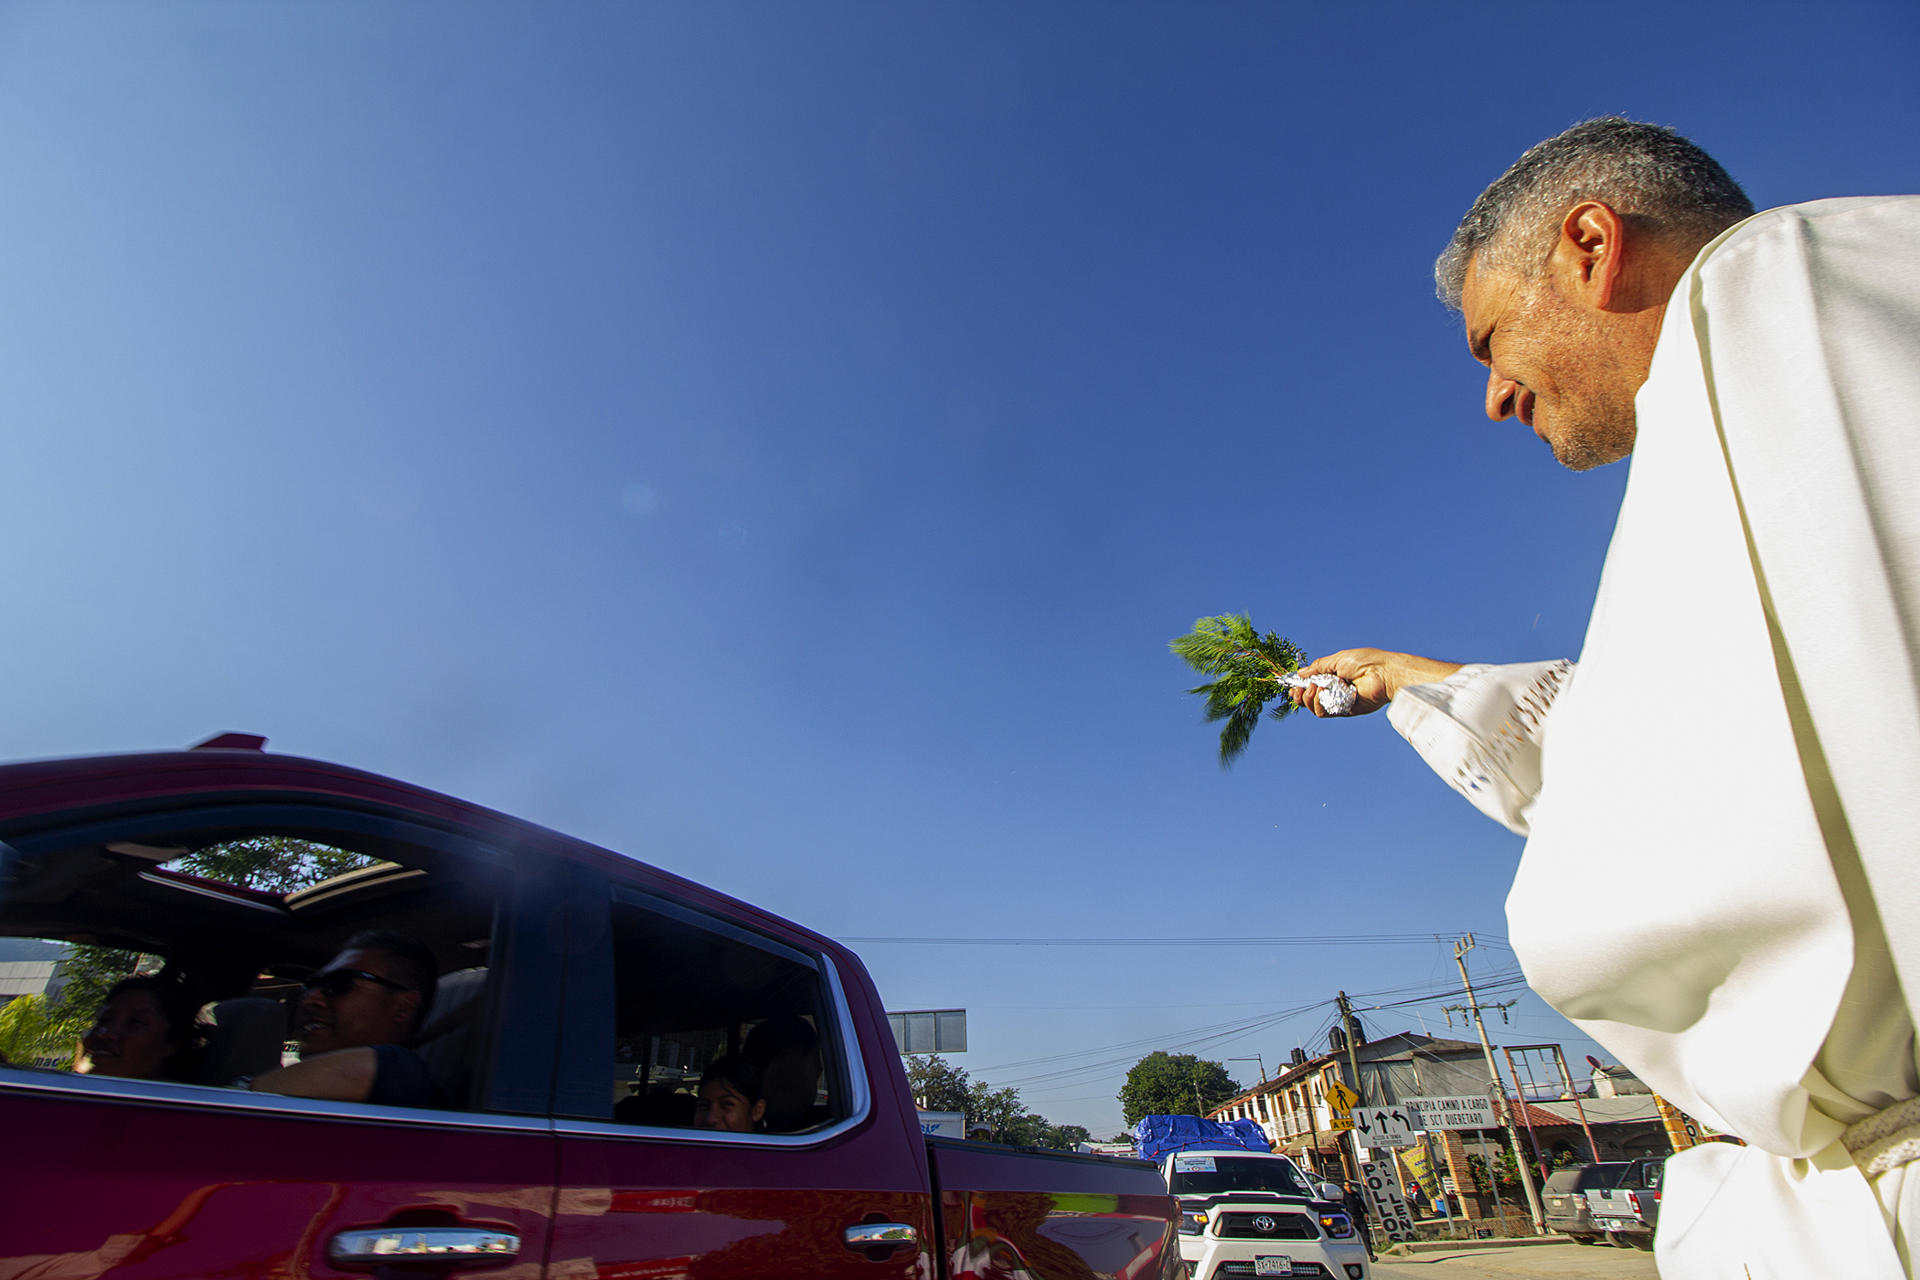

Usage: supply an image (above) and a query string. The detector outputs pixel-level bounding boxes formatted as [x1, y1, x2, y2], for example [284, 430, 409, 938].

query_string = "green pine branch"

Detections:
[1168, 613, 1309, 767]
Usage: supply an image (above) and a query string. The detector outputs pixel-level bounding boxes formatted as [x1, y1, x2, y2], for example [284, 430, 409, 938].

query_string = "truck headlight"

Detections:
[1318, 1212, 1354, 1239]
[1178, 1212, 1208, 1236]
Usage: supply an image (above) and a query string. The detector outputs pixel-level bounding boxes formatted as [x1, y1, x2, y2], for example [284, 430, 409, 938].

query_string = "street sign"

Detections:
[889, 1008, 967, 1054]
[1349, 1106, 1419, 1149]
[1359, 1160, 1415, 1242]
[1324, 1080, 1360, 1111]
[1404, 1095, 1496, 1131]
[1328, 1110, 1354, 1132]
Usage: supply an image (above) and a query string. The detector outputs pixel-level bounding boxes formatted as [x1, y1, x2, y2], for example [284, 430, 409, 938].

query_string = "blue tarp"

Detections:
[1132, 1115, 1273, 1164]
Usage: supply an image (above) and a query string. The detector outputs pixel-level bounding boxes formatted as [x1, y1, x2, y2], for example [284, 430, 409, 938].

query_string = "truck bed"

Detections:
[928, 1138, 1181, 1280]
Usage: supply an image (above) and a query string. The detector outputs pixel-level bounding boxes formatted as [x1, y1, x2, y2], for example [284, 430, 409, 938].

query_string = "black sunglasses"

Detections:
[302, 967, 412, 999]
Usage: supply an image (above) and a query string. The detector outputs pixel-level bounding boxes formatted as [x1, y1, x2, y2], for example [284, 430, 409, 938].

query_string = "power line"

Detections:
[964, 999, 1300, 1011]
[982, 998, 1336, 1087]
[842, 932, 1468, 947]
[971, 965, 1535, 1093]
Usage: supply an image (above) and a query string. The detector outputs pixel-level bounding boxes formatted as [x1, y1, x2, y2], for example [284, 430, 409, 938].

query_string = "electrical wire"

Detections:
[844, 932, 1474, 947]
[975, 966, 1536, 1093]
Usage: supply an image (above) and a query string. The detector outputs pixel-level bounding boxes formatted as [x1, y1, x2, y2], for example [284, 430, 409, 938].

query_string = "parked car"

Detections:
[1160, 1145, 1370, 1280]
[1584, 1156, 1666, 1250]
[0, 737, 1183, 1279]
[1540, 1162, 1628, 1244]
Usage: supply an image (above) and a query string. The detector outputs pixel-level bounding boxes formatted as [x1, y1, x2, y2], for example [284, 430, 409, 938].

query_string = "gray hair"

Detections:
[1434, 117, 1754, 311]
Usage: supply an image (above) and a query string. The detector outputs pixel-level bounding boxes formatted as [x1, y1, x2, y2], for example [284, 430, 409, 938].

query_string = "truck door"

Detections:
[547, 874, 936, 1280]
[0, 800, 564, 1280]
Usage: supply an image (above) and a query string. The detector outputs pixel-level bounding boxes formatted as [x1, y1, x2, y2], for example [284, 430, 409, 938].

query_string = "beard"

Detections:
[1529, 289, 1645, 471]
[1546, 402, 1638, 471]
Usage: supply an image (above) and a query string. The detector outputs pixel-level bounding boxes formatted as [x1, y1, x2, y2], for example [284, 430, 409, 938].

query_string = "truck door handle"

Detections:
[844, 1223, 920, 1251]
[328, 1226, 522, 1264]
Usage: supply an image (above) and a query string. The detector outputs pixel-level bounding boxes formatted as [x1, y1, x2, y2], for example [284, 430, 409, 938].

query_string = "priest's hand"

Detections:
[1291, 649, 1464, 717]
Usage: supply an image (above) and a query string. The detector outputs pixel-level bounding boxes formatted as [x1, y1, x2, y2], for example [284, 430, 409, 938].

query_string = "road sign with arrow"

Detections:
[1348, 1105, 1418, 1149]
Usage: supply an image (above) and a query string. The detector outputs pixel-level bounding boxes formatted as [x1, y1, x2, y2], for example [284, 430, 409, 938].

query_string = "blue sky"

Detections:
[2, 1, 1915, 1137]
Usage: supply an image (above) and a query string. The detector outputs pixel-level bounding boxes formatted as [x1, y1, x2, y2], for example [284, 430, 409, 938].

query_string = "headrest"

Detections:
[197, 997, 287, 1085]
[413, 967, 489, 1107]
[417, 967, 489, 1040]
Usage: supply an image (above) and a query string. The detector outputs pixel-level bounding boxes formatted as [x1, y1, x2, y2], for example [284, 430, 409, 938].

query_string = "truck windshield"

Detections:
[1168, 1156, 1313, 1198]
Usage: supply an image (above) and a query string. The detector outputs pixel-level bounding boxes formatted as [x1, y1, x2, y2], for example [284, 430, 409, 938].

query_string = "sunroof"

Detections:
[158, 837, 376, 895]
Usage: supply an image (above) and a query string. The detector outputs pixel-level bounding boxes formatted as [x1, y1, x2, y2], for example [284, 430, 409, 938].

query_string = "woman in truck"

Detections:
[73, 975, 199, 1081]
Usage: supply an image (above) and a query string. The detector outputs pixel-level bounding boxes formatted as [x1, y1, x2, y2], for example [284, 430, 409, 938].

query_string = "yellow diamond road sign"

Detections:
[1326, 1080, 1360, 1111]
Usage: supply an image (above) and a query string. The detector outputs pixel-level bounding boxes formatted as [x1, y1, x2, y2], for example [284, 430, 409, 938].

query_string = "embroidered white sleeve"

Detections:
[1385, 659, 1574, 836]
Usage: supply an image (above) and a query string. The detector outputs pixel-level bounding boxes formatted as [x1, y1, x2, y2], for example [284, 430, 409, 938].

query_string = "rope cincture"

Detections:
[1843, 1095, 1920, 1178]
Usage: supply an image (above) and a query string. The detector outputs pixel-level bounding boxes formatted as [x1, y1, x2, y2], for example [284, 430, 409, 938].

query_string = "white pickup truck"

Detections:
[1583, 1156, 1665, 1250]
[1162, 1148, 1371, 1280]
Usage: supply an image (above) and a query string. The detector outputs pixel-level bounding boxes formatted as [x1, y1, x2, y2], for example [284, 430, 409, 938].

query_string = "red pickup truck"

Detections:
[0, 740, 1180, 1280]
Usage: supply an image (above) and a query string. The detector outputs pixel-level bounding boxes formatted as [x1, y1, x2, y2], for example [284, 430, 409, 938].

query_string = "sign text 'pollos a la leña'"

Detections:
[1358, 1160, 1415, 1242]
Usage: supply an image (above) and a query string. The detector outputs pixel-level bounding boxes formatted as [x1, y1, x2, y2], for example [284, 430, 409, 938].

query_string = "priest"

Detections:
[1295, 118, 1920, 1275]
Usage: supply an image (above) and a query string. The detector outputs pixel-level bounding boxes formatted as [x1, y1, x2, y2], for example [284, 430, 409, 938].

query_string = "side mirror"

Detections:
[1317, 1181, 1345, 1201]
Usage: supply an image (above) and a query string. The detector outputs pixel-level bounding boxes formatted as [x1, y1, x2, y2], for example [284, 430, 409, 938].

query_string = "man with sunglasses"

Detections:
[249, 930, 446, 1109]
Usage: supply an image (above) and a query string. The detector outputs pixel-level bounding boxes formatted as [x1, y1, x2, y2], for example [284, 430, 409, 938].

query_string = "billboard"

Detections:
[889, 1008, 968, 1054]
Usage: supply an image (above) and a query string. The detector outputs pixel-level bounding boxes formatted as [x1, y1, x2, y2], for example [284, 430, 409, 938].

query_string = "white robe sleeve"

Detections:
[1384, 659, 1574, 836]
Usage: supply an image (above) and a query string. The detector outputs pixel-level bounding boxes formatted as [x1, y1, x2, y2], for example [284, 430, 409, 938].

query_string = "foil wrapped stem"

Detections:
[1278, 671, 1358, 716]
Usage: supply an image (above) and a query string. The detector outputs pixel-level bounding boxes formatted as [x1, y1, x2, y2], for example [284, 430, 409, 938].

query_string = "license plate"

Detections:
[1594, 1218, 1632, 1230]
[1254, 1258, 1293, 1276]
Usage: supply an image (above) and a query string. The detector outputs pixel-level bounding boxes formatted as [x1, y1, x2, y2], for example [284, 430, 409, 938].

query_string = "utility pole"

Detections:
[1335, 991, 1367, 1186]
[1229, 1056, 1267, 1133]
[1335, 991, 1364, 1095]
[1448, 935, 1546, 1235]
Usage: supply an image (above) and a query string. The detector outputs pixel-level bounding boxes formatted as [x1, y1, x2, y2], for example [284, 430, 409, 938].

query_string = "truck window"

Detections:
[0, 808, 521, 1116]
[606, 889, 844, 1134]
[1167, 1155, 1313, 1198]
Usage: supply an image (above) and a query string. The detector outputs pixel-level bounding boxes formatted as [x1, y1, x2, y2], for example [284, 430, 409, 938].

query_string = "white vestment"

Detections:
[1387, 196, 1920, 1276]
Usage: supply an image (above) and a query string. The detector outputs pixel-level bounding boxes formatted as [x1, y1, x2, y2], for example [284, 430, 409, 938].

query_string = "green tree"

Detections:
[52, 946, 148, 1026]
[1119, 1051, 1241, 1126]
[904, 1053, 973, 1112]
[980, 1109, 1092, 1151]
[903, 1053, 1092, 1147]
[1050, 1123, 1093, 1150]
[171, 836, 374, 894]
[1169, 614, 1310, 766]
[966, 1079, 1029, 1141]
[0, 993, 86, 1068]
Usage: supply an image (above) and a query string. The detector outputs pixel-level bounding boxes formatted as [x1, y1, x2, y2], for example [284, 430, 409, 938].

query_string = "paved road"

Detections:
[1370, 1241, 1658, 1279]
